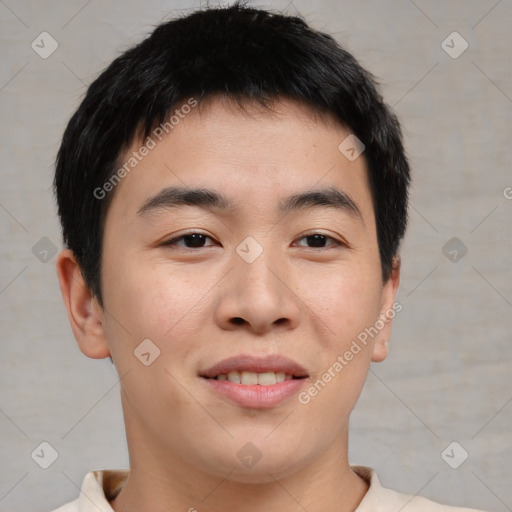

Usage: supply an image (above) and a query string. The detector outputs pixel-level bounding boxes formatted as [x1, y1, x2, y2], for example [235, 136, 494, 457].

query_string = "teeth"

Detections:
[227, 371, 241, 384]
[254, 372, 275, 385]
[241, 371, 258, 385]
[215, 371, 292, 385]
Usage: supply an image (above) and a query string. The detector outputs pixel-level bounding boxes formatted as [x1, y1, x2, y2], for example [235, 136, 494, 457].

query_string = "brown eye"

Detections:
[163, 233, 215, 248]
[295, 233, 341, 249]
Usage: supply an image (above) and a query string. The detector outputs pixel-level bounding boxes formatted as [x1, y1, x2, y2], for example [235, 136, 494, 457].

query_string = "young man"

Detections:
[52, 2, 486, 511]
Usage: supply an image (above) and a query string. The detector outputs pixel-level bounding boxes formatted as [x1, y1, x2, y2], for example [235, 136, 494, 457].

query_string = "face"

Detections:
[64, 96, 399, 483]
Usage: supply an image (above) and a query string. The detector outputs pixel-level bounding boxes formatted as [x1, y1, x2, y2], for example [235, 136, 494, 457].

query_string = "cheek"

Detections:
[101, 251, 219, 366]
[100, 259, 211, 433]
[295, 267, 382, 429]
[294, 261, 383, 347]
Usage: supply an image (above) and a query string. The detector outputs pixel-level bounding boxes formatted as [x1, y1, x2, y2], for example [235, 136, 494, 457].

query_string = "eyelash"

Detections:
[161, 231, 344, 250]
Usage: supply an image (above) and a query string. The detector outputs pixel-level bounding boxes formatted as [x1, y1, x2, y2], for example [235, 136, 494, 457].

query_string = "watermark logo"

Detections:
[441, 441, 469, 469]
[442, 237, 468, 263]
[31, 32, 58, 59]
[237, 442, 263, 468]
[31, 441, 59, 469]
[134, 338, 161, 366]
[441, 32, 468, 59]
[32, 236, 58, 263]
[338, 134, 365, 161]
[236, 236, 263, 264]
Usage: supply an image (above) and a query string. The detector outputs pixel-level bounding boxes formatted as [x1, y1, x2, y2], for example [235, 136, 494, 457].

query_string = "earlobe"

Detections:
[56, 249, 111, 359]
[371, 338, 389, 363]
[371, 255, 401, 363]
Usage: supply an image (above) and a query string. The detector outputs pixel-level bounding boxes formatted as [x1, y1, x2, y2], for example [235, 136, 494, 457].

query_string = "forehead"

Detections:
[105, 96, 374, 227]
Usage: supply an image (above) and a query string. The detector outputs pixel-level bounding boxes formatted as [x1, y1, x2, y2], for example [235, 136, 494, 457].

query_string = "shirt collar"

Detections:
[78, 469, 128, 512]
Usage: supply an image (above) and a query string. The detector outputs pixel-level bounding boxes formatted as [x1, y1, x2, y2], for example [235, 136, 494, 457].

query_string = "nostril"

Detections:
[231, 317, 245, 325]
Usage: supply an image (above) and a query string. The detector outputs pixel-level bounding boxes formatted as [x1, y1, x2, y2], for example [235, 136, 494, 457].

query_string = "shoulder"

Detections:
[353, 466, 488, 512]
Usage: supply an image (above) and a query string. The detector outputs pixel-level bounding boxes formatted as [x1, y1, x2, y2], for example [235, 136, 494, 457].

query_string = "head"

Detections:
[54, 2, 409, 482]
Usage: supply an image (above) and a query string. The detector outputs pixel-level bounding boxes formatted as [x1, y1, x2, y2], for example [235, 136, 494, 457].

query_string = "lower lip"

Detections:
[201, 377, 307, 409]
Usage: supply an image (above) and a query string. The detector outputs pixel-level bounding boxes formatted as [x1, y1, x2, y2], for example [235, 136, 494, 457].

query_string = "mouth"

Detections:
[199, 354, 309, 408]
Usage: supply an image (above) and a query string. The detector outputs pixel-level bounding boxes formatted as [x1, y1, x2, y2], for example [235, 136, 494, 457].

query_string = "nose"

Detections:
[214, 246, 301, 335]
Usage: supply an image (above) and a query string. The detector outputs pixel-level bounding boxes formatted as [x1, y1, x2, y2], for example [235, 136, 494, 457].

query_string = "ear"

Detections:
[56, 249, 111, 359]
[371, 255, 401, 363]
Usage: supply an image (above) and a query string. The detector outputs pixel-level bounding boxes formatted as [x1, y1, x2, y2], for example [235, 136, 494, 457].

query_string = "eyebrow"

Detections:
[137, 185, 363, 221]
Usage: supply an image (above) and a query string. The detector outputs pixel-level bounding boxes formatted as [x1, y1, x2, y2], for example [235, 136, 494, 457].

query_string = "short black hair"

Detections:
[54, 1, 410, 306]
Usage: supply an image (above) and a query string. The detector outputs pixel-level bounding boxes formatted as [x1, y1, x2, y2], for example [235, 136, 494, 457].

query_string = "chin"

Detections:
[199, 439, 315, 484]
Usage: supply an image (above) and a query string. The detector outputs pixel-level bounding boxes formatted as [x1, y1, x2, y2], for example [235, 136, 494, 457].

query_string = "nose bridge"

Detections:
[214, 237, 301, 333]
[235, 239, 287, 306]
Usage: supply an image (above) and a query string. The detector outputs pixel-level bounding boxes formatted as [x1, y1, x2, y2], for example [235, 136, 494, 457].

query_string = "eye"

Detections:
[161, 232, 216, 249]
[294, 233, 343, 249]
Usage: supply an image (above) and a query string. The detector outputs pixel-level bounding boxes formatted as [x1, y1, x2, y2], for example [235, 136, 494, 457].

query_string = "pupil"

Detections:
[308, 235, 325, 247]
[185, 234, 206, 247]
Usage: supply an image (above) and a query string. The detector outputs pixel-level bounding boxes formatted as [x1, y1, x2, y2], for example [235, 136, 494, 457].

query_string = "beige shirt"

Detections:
[49, 466, 486, 512]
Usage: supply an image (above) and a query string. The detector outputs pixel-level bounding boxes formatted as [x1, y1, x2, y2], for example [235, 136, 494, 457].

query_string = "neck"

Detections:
[111, 395, 368, 512]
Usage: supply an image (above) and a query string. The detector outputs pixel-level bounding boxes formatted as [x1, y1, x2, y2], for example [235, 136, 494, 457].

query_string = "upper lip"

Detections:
[200, 354, 309, 379]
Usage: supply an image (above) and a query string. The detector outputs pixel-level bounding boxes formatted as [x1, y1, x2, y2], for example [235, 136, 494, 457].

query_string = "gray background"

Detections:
[1, 0, 511, 511]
